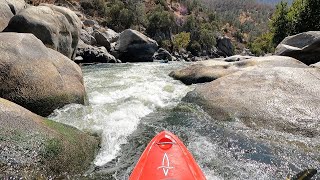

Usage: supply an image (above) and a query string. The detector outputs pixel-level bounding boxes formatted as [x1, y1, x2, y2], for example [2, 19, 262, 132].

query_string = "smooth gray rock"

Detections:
[170, 56, 307, 85]
[275, 31, 320, 65]
[92, 28, 119, 50]
[4, 4, 81, 60]
[184, 67, 320, 137]
[0, 0, 14, 31]
[114, 29, 158, 62]
[0, 33, 86, 116]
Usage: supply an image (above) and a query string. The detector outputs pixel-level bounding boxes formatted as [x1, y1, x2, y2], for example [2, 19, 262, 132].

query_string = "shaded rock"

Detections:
[4, 4, 81, 60]
[0, 33, 86, 117]
[93, 28, 119, 51]
[83, 19, 98, 27]
[217, 36, 234, 57]
[114, 29, 158, 62]
[0, 98, 99, 177]
[170, 56, 307, 85]
[153, 48, 173, 61]
[76, 40, 118, 63]
[275, 31, 320, 65]
[183, 67, 320, 137]
[80, 29, 96, 45]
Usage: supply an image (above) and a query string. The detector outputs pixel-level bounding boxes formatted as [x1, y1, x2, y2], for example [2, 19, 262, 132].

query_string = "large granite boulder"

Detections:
[170, 56, 307, 85]
[0, 98, 99, 178]
[0, 33, 86, 117]
[76, 40, 118, 63]
[93, 28, 119, 51]
[4, 4, 81, 60]
[217, 36, 234, 57]
[113, 29, 158, 62]
[275, 31, 320, 65]
[184, 67, 320, 137]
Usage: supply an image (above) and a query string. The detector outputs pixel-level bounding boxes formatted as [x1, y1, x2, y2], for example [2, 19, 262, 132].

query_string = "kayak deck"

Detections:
[130, 131, 206, 180]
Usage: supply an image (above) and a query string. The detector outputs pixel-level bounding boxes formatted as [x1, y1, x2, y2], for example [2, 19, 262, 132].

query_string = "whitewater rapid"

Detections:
[50, 63, 193, 166]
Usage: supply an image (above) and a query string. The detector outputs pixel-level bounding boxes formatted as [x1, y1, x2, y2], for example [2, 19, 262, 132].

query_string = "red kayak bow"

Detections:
[130, 131, 206, 180]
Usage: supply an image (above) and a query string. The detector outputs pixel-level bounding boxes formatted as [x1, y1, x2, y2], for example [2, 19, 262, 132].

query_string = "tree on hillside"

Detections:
[146, 5, 175, 42]
[270, 1, 289, 45]
[295, 0, 320, 32]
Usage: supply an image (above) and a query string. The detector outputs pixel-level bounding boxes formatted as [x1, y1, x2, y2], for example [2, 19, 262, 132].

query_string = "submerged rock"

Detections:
[183, 67, 320, 137]
[275, 31, 320, 65]
[4, 3, 81, 60]
[0, 33, 86, 117]
[0, 97, 99, 178]
[170, 56, 306, 85]
[113, 29, 158, 62]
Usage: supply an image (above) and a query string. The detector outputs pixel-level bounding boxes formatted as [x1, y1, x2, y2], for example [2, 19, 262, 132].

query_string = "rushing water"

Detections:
[50, 62, 320, 180]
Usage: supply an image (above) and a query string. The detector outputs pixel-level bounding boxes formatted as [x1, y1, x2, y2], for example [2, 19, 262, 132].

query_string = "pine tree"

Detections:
[296, 0, 320, 32]
[270, 1, 289, 45]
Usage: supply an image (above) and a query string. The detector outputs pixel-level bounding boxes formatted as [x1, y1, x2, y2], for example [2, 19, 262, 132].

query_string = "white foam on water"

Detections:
[50, 63, 193, 167]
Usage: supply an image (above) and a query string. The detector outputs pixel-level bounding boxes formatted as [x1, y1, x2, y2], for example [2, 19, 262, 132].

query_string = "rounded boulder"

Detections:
[4, 4, 81, 60]
[0, 33, 86, 116]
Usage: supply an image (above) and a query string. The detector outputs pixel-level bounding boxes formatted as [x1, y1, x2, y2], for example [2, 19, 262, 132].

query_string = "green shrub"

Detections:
[161, 40, 172, 51]
[146, 6, 175, 37]
[249, 32, 275, 56]
[173, 32, 191, 51]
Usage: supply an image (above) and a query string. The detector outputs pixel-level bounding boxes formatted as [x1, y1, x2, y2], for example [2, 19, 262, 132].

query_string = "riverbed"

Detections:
[50, 62, 319, 180]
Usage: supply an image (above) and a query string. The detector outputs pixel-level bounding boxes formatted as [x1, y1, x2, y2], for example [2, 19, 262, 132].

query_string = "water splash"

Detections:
[50, 63, 193, 166]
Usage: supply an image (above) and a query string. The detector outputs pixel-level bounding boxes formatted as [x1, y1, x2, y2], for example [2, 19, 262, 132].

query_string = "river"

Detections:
[50, 62, 319, 180]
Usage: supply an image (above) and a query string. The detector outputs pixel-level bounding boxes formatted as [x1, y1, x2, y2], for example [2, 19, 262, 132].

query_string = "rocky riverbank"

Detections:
[1, 0, 320, 178]
[0, 0, 100, 177]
